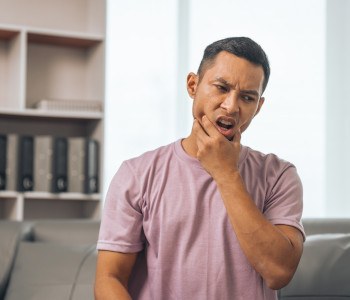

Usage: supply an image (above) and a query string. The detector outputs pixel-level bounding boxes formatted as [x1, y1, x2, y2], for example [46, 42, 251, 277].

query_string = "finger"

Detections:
[232, 128, 241, 145]
[201, 115, 221, 138]
[193, 119, 209, 143]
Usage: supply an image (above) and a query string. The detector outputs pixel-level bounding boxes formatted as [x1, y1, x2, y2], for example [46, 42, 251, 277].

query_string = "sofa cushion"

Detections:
[279, 233, 350, 299]
[70, 249, 97, 300]
[4, 241, 96, 300]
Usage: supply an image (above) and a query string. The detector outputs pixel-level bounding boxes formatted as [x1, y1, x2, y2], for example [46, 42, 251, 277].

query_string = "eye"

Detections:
[216, 85, 228, 92]
[241, 95, 255, 102]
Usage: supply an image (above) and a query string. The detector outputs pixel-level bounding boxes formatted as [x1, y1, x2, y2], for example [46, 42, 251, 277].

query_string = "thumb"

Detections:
[232, 129, 241, 145]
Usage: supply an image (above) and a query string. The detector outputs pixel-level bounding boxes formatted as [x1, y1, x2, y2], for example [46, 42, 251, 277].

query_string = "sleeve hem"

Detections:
[269, 218, 306, 241]
[96, 241, 144, 253]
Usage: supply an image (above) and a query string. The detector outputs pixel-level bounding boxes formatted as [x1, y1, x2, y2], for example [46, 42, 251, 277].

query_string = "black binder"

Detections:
[18, 136, 34, 191]
[52, 137, 68, 193]
[0, 134, 6, 190]
[84, 139, 99, 194]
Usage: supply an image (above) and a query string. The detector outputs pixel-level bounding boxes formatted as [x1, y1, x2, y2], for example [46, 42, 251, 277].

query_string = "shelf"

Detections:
[0, 191, 18, 199]
[23, 192, 100, 201]
[0, 191, 100, 201]
[0, 108, 103, 121]
[0, 0, 105, 221]
[0, 28, 19, 40]
[27, 30, 103, 48]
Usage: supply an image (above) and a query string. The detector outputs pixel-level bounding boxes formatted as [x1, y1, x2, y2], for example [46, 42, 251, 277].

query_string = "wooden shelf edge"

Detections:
[23, 191, 101, 201]
[27, 27, 104, 47]
[0, 28, 20, 40]
[0, 191, 18, 198]
[0, 191, 101, 201]
[0, 108, 103, 120]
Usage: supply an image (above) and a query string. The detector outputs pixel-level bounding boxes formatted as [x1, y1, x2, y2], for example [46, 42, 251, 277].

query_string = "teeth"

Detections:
[219, 120, 232, 126]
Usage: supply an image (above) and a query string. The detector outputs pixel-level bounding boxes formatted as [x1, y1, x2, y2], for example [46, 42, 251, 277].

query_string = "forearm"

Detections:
[95, 276, 132, 300]
[215, 171, 301, 289]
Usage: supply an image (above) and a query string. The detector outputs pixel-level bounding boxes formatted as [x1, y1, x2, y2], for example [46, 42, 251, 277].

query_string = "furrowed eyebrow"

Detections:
[214, 77, 260, 98]
[214, 77, 232, 87]
[241, 90, 260, 98]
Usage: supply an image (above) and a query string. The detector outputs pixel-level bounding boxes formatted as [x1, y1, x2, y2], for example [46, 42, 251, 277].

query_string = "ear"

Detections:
[186, 72, 198, 99]
[254, 97, 265, 117]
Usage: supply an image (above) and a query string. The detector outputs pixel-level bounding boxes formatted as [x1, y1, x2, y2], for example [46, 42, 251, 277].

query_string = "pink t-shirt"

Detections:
[97, 139, 304, 300]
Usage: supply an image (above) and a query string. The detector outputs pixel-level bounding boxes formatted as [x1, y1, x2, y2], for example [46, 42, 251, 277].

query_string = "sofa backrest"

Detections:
[2, 218, 350, 300]
[303, 218, 350, 235]
[29, 220, 100, 244]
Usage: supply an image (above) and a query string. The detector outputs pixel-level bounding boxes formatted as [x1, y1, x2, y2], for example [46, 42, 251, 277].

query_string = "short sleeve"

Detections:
[97, 161, 145, 253]
[263, 165, 305, 240]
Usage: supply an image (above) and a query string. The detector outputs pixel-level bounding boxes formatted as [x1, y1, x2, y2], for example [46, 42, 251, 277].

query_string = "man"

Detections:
[95, 37, 304, 300]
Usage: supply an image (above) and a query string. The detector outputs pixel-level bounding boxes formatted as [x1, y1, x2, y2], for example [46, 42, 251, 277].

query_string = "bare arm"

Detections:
[94, 250, 138, 300]
[215, 171, 303, 289]
[193, 116, 303, 290]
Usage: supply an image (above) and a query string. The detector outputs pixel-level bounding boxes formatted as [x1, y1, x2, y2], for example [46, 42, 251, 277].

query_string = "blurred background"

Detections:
[104, 0, 350, 218]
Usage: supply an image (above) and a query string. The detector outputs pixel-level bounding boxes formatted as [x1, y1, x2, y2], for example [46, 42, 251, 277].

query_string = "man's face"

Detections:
[187, 51, 265, 141]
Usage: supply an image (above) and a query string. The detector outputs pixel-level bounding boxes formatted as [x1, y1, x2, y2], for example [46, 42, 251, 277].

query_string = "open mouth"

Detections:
[215, 116, 236, 140]
[216, 116, 236, 131]
[216, 119, 234, 130]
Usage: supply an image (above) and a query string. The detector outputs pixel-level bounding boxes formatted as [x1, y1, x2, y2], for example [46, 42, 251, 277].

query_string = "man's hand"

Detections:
[192, 115, 241, 179]
[192, 115, 303, 291]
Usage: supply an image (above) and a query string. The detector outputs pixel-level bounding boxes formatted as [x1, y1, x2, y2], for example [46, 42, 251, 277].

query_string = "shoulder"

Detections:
[120, 141, 177, 178]
[242, 145, 296, 175]
[106, 141, 177, 205]
[240, 145, 302, 198]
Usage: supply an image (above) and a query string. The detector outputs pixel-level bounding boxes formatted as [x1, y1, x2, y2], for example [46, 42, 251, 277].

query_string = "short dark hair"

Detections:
[197, 37, 270, 93]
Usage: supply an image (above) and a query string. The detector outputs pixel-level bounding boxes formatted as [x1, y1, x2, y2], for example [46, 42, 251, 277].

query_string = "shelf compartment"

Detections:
[0, 0, 106, 35]
[26, 38, 104, 110]
[0, 192, 23, 220]
[23, 197, 100, 220]
[0, 29, 24, 110]
[0, 115, 101, 141]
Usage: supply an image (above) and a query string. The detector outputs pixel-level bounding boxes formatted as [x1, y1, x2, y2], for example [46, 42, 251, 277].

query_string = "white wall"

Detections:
[105, 0, 331, 217]
[104, 0, 178, 193]
[326, 0, 350, 216]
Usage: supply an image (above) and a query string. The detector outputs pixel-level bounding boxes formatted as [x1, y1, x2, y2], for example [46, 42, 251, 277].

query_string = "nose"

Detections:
[220, 92, 239, 114]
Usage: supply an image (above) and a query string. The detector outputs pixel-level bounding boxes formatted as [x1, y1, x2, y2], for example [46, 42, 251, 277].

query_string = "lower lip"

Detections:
[216, 124, 235, 139]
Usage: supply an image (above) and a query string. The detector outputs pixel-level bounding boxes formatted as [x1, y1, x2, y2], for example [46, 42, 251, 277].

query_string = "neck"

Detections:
[181, 134, 198, 158]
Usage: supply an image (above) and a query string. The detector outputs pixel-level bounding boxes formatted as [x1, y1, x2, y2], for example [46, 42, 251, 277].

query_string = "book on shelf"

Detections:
[5, 134, 18, 191]
[0, 134, 100, 194]
[52, 137, 68, 193]
[33, 99, 102, 113]
[34, 136, 54, 192]
[85, 139, 99, 194]
[0, 134, 6, 190]
[18, 136, 34, 192]
[68, 137, 85, 193]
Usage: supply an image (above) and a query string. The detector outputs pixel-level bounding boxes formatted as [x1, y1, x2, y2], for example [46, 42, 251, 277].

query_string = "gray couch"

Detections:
[0, 218, 349, 300]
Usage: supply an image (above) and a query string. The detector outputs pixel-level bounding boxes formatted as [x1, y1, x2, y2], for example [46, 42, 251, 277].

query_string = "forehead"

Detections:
[202, 51, 265, 91]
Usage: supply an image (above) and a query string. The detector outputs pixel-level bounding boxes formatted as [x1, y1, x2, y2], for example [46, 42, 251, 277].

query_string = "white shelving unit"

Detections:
[0, 0, 106, 220]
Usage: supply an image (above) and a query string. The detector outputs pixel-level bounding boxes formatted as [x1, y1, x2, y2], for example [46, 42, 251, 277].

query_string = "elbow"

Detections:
[264, 265, 296, 290]
[94, 278, 103, 300]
